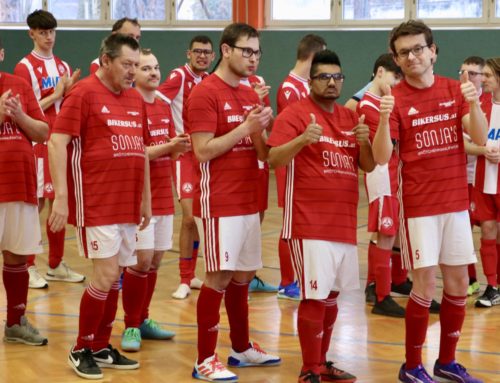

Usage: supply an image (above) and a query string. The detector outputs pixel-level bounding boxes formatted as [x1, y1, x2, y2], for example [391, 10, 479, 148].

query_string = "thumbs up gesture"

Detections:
[302, 113, 323, 145]
[460, 70, 478, 103]
[353, 114, 370, 146]
[379, 84, 394, 121]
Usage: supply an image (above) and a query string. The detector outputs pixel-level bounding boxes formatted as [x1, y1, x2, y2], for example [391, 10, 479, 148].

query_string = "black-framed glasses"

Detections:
[191, 48, 213, 56]
[311, 73, 345, 83]
[458, 70, 483, 77]
[396, 45, 428, 59]
[231, 45, 262, 58]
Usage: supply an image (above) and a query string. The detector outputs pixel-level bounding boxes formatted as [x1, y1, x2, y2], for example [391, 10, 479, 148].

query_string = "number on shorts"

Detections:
[309, 280, 318, 290]
[225, 251, 229, 263]
[91, 240, 99, 251]
[415, 249, 420, 260]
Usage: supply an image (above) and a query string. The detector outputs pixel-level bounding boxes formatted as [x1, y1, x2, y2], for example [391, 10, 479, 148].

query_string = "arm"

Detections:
[250, 130, 269, 162]
[139, 153, 152, 231]
[39, 69, 81, 111]
[146, 134, 190, 160]
[461, 71, 487, 145]
[463, 136, 486, 156]
[354, 115, 375, 173]
[4, 94, 48, 142]
[372, 85, 395, 165]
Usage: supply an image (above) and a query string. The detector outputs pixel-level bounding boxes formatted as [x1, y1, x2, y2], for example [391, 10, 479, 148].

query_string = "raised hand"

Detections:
[379, 84, 394, 121]
[0, 89, 12, 123]
[353, 114, 370, 146]
[244, 105, 273, 134]
[302, 113, 323, 145]
[460, 70, 478, 103]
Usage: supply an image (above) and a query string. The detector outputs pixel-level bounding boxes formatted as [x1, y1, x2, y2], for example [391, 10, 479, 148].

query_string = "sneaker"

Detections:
[391, 279, 413, 297]
[475, 285, 500, 308]
[371, 296, 405, 318]
[121, 327, 141, 352]
[249, 276, 278, 293]
[172, 283, 191, 299]
[4, 315, 48, 346]
[320, 361, 357, 382]
[398, 363, 436, 383]
[467, 281, 480, 296]
[365, 282, 376, 305]
[299, 370, 321, 383]
[93, 344, 139, 369]
[227, 341, 281, 367]
[430, 299, 441, 314]
[45, 261, 85, 283]
[28, 266, 48, 289]
[190, 277, 203, 289]
[68, 346, 103, 380]
[139, 318, 175, 340]
[277, 281, 300, 301]
[192, 353, 238, 382]
[433, 360, 483, 383]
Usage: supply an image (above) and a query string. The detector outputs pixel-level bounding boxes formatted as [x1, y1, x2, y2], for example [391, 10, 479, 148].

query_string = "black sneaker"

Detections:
[93, 344, 140, 370]
[371, 295, 406, 318]
[475, 285, 500, 308]
[429, 299, 441, 314]
[365, 282, 376, 305]
[68, 346, 103, 380]
[298, 370, 321, 383]
[391, 278, 413, 297]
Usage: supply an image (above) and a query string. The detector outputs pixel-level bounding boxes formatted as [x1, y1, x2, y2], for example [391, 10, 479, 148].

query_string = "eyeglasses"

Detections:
[191, 49, 213, 56]
[395, 45, 428, 59]
[311, 73, 345, 83]
[458, 70, 483, 77]
[231, 45, 262, 59]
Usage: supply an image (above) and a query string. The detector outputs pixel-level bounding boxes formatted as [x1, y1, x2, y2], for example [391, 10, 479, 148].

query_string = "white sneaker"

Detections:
[45, 261, 85, 283]
[227, 342, 281, 367]
[190, 277, 203, 289]
[192, 353, 238, 382]
[172, 283, 191, 299]
[28, 266, 48, 289]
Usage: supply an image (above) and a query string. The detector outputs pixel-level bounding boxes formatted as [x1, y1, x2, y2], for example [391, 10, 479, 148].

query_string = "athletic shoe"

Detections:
[191, 277, 203, 289]
[139, 318, 175, 340]
[467, 281, 480, 296]
[227, 341, 281, 367]
[398, 363, 436, 382]
[475, 285, 500, 308]
[172, 283, 191, 299]
[298, 370, 321, 383]
[391, 279, 413, 297]
[121, 327, 141, 352]
[430, 299, 441, 314]
[4, 315, 48, 346]
[365, 282, 376, 305]
[277, 281, 300, 301]
[93, 344, 139, 369]
[320, 361, 357, 382]
[249, 276, 278, 293]
[433, 360, 483, 383]
[28, 266, 48, 289]
[371, 295, 405, 318]
[68, 346, 103, 380]
[192, 353, 238, 382]
[45, 261, 85, 283]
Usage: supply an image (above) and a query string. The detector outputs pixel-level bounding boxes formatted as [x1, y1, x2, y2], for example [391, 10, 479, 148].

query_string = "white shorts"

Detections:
[76, 224, 137, 267]
[0, 202, 43, 255]
[402, 210, 476, 269]
[195, 213, 262, 272]
[136, 215, 173, 251]
[289, 239, 360, 300]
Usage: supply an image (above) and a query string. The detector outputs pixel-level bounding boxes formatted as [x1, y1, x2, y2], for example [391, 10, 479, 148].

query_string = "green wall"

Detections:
[1, 28, 498, 106]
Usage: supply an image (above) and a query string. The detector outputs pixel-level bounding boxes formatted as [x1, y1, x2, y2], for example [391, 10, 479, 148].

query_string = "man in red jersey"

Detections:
[188, 23, 280, 382]
[157, 35, 215, 299]
[14, 10, 83, 289]
[120, 48, 190, 352]
[269, 49, 373, 383]
[48, 34, 151, 380]
[373, 20, 487, 383]
[0, 35, 49, 346]
[275, 34, 326, 300]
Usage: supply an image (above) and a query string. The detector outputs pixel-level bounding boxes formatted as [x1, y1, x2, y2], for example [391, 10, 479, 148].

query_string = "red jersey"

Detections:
[0, 72, 47, 205]
[276, 72, 309, 114]
[187, 73, 261, 218]
[52, 75, 149, 227]
[268, 97, 361, 244]
[145, 98, 175, 216]
[390, 75, 469, 218]
[157, 64, 207, 136]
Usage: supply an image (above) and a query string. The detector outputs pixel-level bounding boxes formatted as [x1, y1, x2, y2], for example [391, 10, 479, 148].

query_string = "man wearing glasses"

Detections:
[157, 35, 215, 300]
[268, 49, 374, 383]
[373, 20, 487, 383]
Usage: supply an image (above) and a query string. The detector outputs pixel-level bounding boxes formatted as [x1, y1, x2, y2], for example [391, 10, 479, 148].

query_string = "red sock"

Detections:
[366, 241, 376, 286]
[3, 263, 29, 327]
[75, 283, 108, 351]
[26, 255, 35, 268]
[197, 285, 224, 363]
[373, 247, 392, 302]
[438, 292, 466, 365]
[190, 241, 199, 280]
[480, 238, 497, 286]
[391, 247, 408, 285]
[405, 291, 431, 369]
[141, 268, 158, 322]
[321, 292, 339, 363]
[93, 281, 120, 351]
[279, 238, 294, 286]
[298, 299, 325, 375]
[122, 268, 148, 328]
[467, 263, 477, 281]
[180, 241, 200, 284]
[496, 244, 500, 285]
[46, 219, 65, 269]
[224, 279, 250, 353]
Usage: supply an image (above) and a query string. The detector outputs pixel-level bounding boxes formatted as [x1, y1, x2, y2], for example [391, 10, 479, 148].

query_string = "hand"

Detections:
[379, 84, 394, 121]
[253, 82, 271, 102]
[0, 89, 12, 123]
[139, 198, 152, 231]
[66, 69, 81, 93]
[244, 105, 273, 134]
[53, 72, 68, 99]
[170, 134, 191, 155]
[353, 114, 370, 146]
[3, 94, 25, 122]
[302, 113, 323, 145]
[48, 197, 69, 233]
[460, 70, 479, 103]
[485, 145, 500, 164]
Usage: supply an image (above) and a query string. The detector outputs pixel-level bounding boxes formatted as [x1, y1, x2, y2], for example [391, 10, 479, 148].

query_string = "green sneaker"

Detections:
[467, 281, 480, 296]
[139, 318, 175, 340]
[121, 327, 141, 352]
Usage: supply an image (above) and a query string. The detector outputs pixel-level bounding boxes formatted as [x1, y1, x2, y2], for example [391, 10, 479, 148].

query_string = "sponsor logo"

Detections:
[147, 119, 152, 125]
[41, 76, 59, 90]
[107, 119, 138, 128]
[81, 334, 94, 341]
[182, 182, 193, 193]
[242, 105, 254, 111]
[223, 102, 232, 111]
[127, 111, 140, 116]
[161, 118, 170, 124]
[101, 106, 110, 114]
[439, 100, 455, 108]
[13, 303, 26, 310]
[408, 107, 419, 116]
[448, 330, 461, 338]
[70, 354, 81, 367]
[227, 115, 243, 123]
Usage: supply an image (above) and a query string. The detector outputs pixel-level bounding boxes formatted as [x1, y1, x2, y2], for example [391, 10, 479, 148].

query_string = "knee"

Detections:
[481, 221, 497, 240]
[93, 267, 121, 290]
[134, 254, 153, 272]
[181, 215, 196, 231]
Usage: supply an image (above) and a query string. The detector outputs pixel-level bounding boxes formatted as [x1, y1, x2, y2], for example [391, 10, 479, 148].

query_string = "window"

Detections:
[0, 0, 42, 23]
[49, 0, 101, 21]
[111, 0, 165, 21]
[343, 0, 404, 20]
[271, 0, 331, 20]
[175, 0, 231, 21]
[496, 0, 500, 17]
[416, 0, 482, 19]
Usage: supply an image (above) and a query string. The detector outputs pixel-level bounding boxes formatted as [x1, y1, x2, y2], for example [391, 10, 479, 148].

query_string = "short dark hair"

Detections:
[389, 19, 433, 56]
[27, 10, 57, 30]
[112, 17, 141, 32]
[371, 53, 401, 80]
[310, 50, 341, 78]
[297, 34, 326, 61]
[99, 33, 140, 65]
[190, 35, 213, 50]
[463, 56, 485, 67]
[485, 58, 500, 80]
[219, 23, 259, 53]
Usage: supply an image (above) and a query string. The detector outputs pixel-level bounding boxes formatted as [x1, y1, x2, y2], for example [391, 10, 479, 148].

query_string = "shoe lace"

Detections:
[250, 342, 267, 354]
[253, 276, 265, 288]
[207, 354, 226, 373]
[144, 319, 160, 330]
[415, 365, 435, 382]
[81, 348, 99, 367]
[324, 361, 345, 376]
[125, 327, 141, 341]
[301, 371, 320, 383]
[24, 319, 40, 335]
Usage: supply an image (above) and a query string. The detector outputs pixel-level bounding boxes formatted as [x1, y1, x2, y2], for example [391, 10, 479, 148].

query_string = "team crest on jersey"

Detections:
[101, 106, 110, 114]
[381, 216, 393, 229]
[182, 182, 193, 193]
[44, 183, 54, 193]
[58, 64, 66, 74]
[284, 90, 291, 99]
